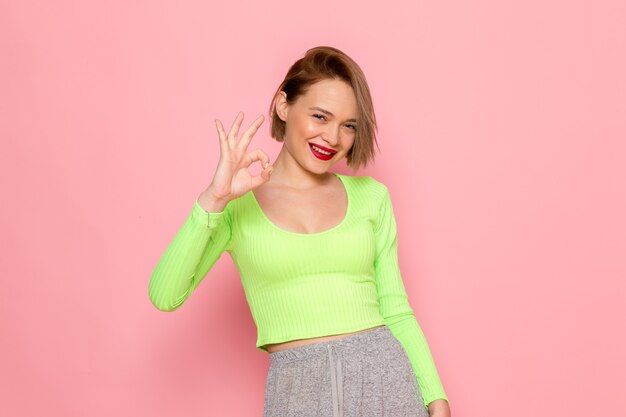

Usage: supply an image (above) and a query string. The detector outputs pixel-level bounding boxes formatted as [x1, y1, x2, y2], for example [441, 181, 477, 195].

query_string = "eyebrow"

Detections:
[308, 107, 357, 123]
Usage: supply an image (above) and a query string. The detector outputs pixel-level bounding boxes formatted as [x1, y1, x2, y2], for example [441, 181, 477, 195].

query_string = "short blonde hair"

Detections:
[269, 46, 378, 169]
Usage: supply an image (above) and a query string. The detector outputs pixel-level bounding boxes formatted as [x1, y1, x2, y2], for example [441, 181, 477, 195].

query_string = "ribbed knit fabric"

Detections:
[149, 173, 447, 406]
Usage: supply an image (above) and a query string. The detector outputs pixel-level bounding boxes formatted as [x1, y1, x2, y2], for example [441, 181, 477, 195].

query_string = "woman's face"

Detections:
[276, 78, 357, 174]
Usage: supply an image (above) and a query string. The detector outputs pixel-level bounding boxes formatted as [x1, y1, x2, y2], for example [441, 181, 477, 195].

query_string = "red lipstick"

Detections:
[308, 143, 337, 161]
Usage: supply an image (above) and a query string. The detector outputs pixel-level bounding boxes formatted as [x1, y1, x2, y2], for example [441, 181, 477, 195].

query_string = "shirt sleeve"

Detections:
[373, 186, 448, 406]
[148, 198, 233, 312]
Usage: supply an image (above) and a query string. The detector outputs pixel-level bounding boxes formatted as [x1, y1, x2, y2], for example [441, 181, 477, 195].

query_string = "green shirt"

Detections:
[149, 173, 448, 405]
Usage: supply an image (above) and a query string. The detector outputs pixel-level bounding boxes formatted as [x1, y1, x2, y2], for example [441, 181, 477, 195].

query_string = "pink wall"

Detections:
[2, 1, 625, 416]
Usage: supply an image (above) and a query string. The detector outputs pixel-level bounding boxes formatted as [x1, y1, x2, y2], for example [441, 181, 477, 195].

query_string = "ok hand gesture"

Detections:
[198, 112, 273, 212]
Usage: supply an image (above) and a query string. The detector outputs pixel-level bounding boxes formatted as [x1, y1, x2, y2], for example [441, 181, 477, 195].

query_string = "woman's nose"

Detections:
[322, 124, 341, 146]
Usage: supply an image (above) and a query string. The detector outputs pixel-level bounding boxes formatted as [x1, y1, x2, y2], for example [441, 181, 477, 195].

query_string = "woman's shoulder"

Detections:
[336, 172, 390, 196]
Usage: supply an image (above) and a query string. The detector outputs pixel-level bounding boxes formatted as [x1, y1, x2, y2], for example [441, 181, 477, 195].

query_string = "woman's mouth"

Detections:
[309, 143, 337, 161]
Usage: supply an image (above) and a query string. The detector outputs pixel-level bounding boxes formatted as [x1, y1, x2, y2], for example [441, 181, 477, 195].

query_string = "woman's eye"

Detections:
[345, 124, 357, 131]
[313, 114, 327, 121]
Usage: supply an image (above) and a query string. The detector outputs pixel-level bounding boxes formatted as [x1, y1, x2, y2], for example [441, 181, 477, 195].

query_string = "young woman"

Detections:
[149, 46, 451, 417]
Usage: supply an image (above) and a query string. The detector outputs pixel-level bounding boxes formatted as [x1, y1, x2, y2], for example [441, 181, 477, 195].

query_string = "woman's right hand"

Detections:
[198, 112, 273, 212]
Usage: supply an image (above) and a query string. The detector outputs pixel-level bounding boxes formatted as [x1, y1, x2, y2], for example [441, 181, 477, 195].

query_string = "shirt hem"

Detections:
[255, 320, 387, 352]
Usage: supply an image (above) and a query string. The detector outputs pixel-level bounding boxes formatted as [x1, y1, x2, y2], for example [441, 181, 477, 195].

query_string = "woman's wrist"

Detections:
[428, 399, 451, 417]
[197, 189, 229, 213]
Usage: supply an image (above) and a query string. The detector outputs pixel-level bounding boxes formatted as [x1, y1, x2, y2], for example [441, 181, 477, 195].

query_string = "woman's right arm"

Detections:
[148, 112, 273, 312]
[148, 196, 233, 312]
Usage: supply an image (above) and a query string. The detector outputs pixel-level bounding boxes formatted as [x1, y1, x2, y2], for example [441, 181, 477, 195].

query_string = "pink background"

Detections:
[2, 1, 625, 416]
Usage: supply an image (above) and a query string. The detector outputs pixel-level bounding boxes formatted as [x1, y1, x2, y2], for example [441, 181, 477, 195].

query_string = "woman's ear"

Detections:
[275, 91, 289, 122]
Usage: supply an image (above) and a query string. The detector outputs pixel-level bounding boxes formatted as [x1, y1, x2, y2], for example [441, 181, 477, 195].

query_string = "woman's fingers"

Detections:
[216, 113, 266, 171]
[227, 112, 244, 145]
[250, 165, 273, 188]
[215, 119, 228, 155]
[242, 148, 270, 169]
[260, 164, 274, 181]
[237, 114, 265, 150]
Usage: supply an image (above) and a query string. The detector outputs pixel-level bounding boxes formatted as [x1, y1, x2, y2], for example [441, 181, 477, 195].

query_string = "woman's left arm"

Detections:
[373, 184, 450, 414]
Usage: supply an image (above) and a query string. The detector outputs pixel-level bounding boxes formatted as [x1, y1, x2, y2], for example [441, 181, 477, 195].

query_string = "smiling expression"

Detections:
[276, 78, 358, 174]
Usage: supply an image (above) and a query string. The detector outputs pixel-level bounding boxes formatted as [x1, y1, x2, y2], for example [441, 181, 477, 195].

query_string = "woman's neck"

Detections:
[269, 146, 334, 189]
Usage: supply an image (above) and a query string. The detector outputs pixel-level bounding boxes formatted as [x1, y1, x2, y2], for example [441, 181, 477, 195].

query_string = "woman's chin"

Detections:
[305, 160, 338, 175]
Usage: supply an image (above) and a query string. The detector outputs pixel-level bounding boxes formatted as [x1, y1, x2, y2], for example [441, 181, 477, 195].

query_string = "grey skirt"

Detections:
[263, 326, 429, 417]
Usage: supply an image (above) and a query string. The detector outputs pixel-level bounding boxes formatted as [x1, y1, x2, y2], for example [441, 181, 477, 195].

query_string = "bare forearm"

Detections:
[428, 399, 451, 417]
